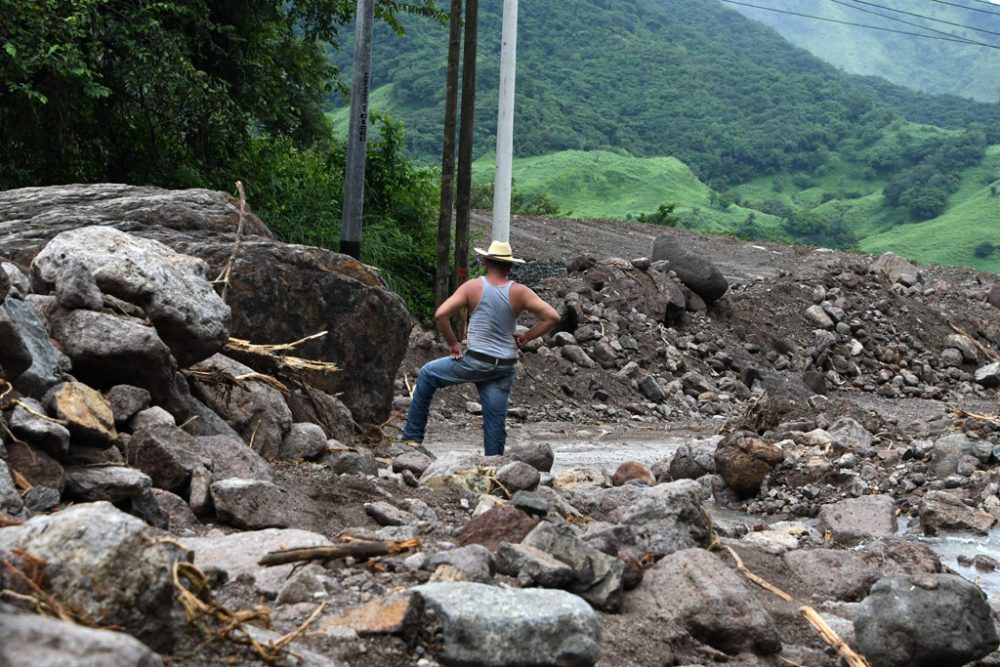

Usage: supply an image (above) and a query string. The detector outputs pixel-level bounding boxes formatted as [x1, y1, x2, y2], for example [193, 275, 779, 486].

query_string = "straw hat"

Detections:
[474, 240, 526, 264]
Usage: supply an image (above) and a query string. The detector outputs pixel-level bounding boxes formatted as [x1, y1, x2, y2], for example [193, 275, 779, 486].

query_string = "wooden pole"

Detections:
[435, 0, 464, 307]
[491, 0, 518, 244]
[340, 0, 375, 260]
[455, 0, 479, 292]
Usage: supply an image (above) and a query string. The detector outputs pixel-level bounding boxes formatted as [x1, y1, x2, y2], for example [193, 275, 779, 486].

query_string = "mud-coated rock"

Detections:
[189, 434, 273, 482]
[413, 582, 602, 667]
[714, 431, 784, 496]
[285, 386, 356, 446]
[5, 440, 64, 492]
[0, 502, 187, 651]
[919, 490, 997, 536]
[650, 238, 728, 304]
[784, 549, 879, 601]
[610, 480, 710, 557]
[127, 425, 208, 492]
[627, 548, 781, 655]
[210, 478, 290, 529]
[458, 504, 539, 550]
[931, 433, 993, 478]
[32, 226, 230, 366]
[855, 574, 998, 667]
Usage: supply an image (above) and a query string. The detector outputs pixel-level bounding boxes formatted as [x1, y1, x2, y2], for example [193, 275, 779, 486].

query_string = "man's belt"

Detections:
[466, 349, 517, 366]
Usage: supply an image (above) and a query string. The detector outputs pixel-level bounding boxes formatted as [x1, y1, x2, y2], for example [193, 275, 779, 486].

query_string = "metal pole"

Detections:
[491, 0, 518, 243]
[455, 0, 478, 289]
[340, 0, 375, 260]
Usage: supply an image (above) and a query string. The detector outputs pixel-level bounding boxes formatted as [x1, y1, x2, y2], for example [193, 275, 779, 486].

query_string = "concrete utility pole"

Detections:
[435, 0, 465, 307]
[454, 0, 479, 289]
[340, 0, 375, 260]
[491, 0, 518, 243]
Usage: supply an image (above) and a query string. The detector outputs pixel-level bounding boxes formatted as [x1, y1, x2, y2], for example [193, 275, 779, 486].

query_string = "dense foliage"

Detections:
[1, 0, 443, 316]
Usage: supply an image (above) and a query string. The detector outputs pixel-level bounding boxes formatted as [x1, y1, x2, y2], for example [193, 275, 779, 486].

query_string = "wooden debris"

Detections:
[183, 367, 289, 395]
[214, 180, 250, 303]
[258, 538, 420, 567]
[948, 321, 998, 361]
[223, 333, 339, 387]
[800, 606, 872, 667]
[721, 546, 792, 602]
[947, 404, 1000, 428]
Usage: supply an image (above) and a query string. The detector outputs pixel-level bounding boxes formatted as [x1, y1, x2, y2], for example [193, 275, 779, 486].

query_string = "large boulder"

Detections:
[608, 479, 711, 557]
[0, 502, 187, 651]
[0, 296, 66, 397]
[172, 239, 410, 424]
[818, 495, 897, 546]
[32, 226, 230, 366]
[855, 574, 998, 667]
[412, 582, 602, 667]
[650, 237, 729, 304]
[918, 490, 997, 536]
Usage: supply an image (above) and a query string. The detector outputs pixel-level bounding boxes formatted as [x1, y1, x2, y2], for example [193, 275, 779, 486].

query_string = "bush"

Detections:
[974, 242, 995, 259]
[637, 203, 680, 227]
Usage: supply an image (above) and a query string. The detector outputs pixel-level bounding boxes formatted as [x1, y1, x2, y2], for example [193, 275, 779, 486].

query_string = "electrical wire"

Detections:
[827, 0, 1000, 46]
[841, 0, 1000, 38]
[926, 0, 1000, 18]
[718, 0, 1000, 47]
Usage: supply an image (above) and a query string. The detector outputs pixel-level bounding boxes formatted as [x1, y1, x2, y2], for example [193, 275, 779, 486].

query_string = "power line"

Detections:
[926, 0, 1000, 18]
[842, 0, 1000, 39]
[827, 0, 1000, 46]
[718, 0, 1000, 47]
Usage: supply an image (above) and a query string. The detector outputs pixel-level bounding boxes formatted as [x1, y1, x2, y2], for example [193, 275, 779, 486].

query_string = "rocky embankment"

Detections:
[2, 184, 1000, 667]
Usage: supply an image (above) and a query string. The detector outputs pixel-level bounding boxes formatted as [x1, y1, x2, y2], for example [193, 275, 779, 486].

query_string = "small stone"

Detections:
[44, 381, 117, 447]
[106, 385, 152, 426]
[279, 422, 328, 460]
[495, 461, 541, 494]
[364, 501, 418, 527]
[511, 490, 549, 518]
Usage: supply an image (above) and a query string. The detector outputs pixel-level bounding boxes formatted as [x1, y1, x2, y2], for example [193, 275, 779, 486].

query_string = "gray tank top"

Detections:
[467, 277, 518, 358]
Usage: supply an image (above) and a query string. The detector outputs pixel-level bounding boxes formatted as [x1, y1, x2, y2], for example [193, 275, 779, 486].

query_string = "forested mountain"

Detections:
[331, 0, 1000, 187]
[725, 0, 1000, 103]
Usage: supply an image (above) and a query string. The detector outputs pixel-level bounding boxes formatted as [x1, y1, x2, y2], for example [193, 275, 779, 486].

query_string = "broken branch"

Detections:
[800, 606, 871, 667]
[258, 538, 420, 567]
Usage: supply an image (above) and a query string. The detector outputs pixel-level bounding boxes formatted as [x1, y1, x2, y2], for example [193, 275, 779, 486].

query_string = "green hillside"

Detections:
[726, 0, 1000, 102]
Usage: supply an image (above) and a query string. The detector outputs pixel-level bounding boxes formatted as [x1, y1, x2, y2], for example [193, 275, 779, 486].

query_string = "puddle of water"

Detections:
[898, 518, 1000, 599]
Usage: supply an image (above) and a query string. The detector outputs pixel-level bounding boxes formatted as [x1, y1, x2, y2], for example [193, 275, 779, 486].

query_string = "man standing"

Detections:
[400, 240, 559, 455]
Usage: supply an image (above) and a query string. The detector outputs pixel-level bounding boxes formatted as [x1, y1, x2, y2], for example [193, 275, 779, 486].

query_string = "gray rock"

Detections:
[128, 487, 169, 529]
[190, 354, 292, 459]
[365, 500, 418, 527]
[650, 239, 728, 304]
[413, 582, 602, 667]
[64, 466, 152, 502]
[0, 459, 26, 519]
[322, 448, 379, 476]
[107, 385, 152, 426]
[941, 348, 964, 367]
[392, 450, 433, 476]
[0, 501, 187, 651]
[511, 490, 550, 518]
[47, 308, 176, 395]
[522, 522, 625, 612]
[871, 252, 919, 285]
[131, 406, 176, 431]
[945, 334, 979, 363]
[784, 549, 879, 601]
[189, 433, 273, 482]
[150, 488, 199, 531]
[32, 226, 230, 366]
[0, 603, 161, 667]
[275, 564, 330, 606]
[9, 397, 70, 456]
[665, 445, 715, 480]
[828, 417, 873, 454]
[401, 498, 437, 523]
[637, 374, 667, 402]
[919, 490, 997, 536]
[127, 425, 208, 492]
[561, 345, 596, 368]
[53, 258, 103, 310]
[210, 478, 290, 529]
[22, 485, 60, 514]
[0, 296, 66, 397]
[280, 422, 328, 460]
[507, 441, 555, 473]
[496, 460, 542, 493]
[974, 361, 1000, 388]
[183, 528, 333, 599]
[627, 548, 781, 655]
[804, 305, 834, 329]
[284, 386, 356, 447]
[425, 544, 496, 583]
[609, 479, 710, 557]
[932, 433, 993, 478]
[818, 495, 897, 546]
[0, 263, 8, 299]
[855, 574, 998, 667]
[496, 541, 575, 587]
[5, 440, 64, 492]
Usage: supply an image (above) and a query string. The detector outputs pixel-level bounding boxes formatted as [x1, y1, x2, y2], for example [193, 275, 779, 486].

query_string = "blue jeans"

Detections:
[401, 354, 517, 456]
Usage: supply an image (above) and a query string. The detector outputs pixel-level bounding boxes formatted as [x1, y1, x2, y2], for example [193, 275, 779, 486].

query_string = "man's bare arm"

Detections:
[435, 283, 472, 358]
[514, 287, 559, 347]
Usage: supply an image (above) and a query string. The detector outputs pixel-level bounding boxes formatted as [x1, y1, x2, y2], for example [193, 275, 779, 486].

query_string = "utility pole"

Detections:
[492, 0, 518, 243]
[435, 0, 464, 307]
[454, 0, 479, 290]
[340, 0, 375, 260]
